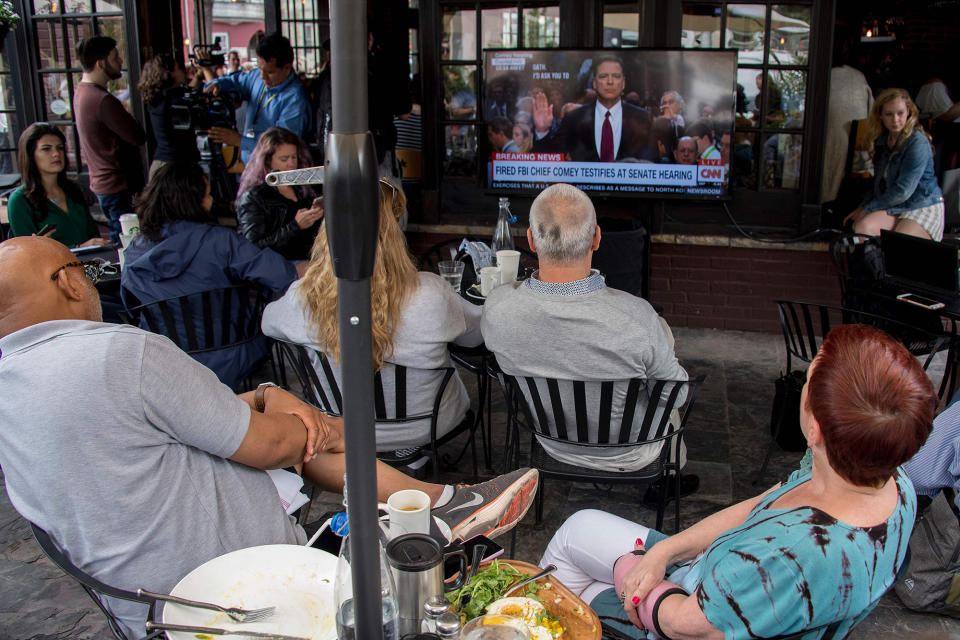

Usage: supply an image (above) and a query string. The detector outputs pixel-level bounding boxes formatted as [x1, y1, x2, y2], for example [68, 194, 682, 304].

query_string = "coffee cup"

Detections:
[119, 213, 140, 237]
[387, 489, 431, 537]
[496, 250, 521, 284]
[479, 266, 500, 296]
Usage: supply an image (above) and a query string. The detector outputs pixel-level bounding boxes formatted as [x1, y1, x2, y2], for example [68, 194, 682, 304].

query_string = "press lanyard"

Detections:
[251, 85, 277, 128]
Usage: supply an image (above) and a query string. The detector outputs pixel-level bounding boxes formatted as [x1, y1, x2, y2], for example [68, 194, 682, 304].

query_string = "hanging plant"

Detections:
[0, 1, 20, 31]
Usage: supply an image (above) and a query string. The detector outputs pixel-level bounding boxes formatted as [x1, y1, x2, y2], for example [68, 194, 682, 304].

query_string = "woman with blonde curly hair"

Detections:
[261, 180, 481, 451]
[844, 87, 944, 240]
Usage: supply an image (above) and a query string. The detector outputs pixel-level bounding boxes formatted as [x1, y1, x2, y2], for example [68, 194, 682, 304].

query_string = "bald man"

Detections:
[480, 185, 697, 503]
[0, 237, 538, 638]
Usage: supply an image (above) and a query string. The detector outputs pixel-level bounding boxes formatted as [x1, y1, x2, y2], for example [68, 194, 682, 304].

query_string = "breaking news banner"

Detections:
[483, 48, 737, 199]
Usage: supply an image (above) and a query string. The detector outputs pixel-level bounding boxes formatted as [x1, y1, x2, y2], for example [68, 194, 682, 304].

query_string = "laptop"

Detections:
[881, 229, 959, 299]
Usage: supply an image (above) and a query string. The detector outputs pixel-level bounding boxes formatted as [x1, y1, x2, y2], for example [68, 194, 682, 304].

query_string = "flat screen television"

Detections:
[482, 48, 738, 200]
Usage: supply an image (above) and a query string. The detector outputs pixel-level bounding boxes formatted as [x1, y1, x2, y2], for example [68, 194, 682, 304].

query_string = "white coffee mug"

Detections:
[496, 250, 521, 284]
[387, 489, 431, 537]
[479, 266, 501, 296]
[119, 213, 140, 237]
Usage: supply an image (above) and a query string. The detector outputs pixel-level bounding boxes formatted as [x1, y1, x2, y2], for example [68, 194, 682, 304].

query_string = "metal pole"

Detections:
[327, 2, 383, 640]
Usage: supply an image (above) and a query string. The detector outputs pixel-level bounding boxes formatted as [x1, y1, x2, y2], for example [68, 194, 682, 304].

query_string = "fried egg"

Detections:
[486, 597, 561, 639]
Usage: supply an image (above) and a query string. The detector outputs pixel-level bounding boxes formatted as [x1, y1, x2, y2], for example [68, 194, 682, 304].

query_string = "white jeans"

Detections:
[540, 509, 654, 605]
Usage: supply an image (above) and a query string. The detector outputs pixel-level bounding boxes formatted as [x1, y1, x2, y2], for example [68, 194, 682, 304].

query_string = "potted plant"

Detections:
[0, 1, 21, 53]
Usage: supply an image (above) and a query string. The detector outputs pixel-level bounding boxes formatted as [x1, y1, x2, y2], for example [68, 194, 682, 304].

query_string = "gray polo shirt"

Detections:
[0, 320, 304, 637]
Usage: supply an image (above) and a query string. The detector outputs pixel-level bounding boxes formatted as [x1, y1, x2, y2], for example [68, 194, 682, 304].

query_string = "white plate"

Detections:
[162, 544, 338, 640]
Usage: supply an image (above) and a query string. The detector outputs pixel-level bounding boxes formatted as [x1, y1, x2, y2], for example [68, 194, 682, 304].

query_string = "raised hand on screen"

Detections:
[532, 90, 554, 134]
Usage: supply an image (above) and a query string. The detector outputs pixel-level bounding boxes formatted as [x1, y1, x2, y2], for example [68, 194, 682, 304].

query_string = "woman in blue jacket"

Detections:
[121, 162, 300, 389]
[845, 88, 944, 241]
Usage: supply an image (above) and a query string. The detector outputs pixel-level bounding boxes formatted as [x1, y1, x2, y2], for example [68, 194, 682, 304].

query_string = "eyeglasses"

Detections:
[379, 177, 404, 218]
[50, 259, 108, 285]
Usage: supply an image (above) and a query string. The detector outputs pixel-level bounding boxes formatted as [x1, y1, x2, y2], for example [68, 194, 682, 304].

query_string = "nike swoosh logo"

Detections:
[442, 492, 483, 514]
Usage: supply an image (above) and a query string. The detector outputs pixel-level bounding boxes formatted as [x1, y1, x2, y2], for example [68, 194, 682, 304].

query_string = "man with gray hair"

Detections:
[481, 183, 697, 501]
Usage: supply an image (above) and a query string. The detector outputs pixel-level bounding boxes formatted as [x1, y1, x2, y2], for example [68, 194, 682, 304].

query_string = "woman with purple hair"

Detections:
[236, 127, 323, 261]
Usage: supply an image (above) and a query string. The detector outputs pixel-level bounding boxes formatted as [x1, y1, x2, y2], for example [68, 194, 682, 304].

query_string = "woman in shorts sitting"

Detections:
[844, 88, 945, 241]
[541, 324, 935, 639]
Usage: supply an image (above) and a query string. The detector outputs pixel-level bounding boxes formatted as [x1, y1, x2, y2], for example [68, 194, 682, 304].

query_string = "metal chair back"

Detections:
[504, 374, 704, 532]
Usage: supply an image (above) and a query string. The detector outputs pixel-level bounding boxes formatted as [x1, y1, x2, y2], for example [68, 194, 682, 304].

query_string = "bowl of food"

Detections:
[446, 560, 598, 639]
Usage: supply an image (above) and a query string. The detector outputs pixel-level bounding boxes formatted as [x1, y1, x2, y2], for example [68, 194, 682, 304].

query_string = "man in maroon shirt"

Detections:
[74, 37, 146, 243]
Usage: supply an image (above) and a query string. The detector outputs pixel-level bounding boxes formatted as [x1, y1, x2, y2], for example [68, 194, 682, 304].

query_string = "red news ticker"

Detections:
[492, 152, 565, 161]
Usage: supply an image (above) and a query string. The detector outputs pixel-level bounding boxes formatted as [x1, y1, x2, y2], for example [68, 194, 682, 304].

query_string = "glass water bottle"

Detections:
[492, 197, 516, 252]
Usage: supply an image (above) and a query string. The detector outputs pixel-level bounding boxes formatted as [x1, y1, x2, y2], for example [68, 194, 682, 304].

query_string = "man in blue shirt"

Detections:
[202, 33, 311, 163]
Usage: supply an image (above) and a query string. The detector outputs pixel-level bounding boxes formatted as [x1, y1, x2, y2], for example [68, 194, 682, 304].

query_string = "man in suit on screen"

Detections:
[531, 56, 655, 162]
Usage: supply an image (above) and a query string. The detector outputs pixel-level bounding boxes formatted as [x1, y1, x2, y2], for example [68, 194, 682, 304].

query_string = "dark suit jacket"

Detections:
[532, 101, 656, 162]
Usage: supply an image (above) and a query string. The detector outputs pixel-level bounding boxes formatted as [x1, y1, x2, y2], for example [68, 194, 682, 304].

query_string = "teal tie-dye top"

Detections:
[674, 468, 915, 639]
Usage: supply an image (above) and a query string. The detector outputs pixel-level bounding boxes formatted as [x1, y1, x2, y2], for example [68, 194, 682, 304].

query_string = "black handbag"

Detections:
[770, 370, 808, 452]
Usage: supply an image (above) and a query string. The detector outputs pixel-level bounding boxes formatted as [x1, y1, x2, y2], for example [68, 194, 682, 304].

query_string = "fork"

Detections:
[137, 589, 276, 623]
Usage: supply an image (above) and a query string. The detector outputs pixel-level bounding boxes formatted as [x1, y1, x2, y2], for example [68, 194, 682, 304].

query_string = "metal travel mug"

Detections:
[386, 534, 468, 637]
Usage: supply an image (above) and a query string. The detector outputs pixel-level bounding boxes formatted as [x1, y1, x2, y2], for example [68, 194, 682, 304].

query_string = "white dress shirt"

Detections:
[594, 100, 623, 159]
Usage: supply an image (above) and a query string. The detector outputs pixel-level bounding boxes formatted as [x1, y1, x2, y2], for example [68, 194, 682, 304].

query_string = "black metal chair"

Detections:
[30, 523, 163, 640]
[502, 373, 705, 533]
[758, 299, 953, 482]
[278, 341, 480, 481]
[120, 284, 282, 390]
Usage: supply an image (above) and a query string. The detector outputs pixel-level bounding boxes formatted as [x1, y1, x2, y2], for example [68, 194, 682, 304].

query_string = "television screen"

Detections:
[482, 48, 738, 199]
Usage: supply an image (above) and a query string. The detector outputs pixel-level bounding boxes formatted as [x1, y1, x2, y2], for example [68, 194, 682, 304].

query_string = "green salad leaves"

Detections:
[445, 560, 534, 621]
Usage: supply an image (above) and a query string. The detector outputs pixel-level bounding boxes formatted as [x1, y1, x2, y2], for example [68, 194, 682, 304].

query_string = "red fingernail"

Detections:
[636, 537, 644, 546]
[631, 596, 640, 605]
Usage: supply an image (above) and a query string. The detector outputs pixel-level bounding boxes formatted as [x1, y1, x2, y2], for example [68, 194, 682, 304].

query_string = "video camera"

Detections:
[189, 36, 225, 69]
[169, 88, 235, 134]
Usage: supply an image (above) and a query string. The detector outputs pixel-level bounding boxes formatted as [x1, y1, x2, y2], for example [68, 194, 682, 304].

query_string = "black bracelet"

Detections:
[651, 587, 688, 640]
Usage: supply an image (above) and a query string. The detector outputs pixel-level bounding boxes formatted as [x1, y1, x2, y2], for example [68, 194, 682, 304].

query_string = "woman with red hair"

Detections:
[541, 324, 935, 639]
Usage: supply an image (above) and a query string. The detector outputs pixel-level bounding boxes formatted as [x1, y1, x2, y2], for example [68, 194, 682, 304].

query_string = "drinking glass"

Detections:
[461, 614, 530, 640]
[438, 260, 465, 293]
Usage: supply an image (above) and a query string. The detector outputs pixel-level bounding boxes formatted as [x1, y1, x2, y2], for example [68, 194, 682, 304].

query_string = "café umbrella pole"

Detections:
[327, 2, 384, 639]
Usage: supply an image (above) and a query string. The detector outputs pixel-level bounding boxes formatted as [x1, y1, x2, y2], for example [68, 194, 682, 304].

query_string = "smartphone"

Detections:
[461, 534, 505, 563]
[896, 292, 945, 310]
[444, 534, 505, 580]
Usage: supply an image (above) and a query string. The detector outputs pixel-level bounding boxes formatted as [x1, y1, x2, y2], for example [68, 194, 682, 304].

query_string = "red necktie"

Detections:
[600, 111, 614, 162]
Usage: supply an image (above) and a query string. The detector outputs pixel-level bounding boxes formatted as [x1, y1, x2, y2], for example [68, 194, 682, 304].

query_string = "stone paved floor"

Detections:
[2, 328, 960, 639]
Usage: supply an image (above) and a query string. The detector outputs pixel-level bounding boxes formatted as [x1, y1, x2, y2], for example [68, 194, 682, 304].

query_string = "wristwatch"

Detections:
[254, 382, 280, 413]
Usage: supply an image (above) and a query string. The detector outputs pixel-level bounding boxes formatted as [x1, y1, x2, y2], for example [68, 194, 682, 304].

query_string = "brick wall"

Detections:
[406, 229, 843, 334]
[649, 242, 842, 333]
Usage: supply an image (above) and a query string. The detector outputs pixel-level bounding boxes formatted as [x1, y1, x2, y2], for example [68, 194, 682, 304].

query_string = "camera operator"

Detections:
[137, 54, 201, 179]
[200, 33, 311, 164]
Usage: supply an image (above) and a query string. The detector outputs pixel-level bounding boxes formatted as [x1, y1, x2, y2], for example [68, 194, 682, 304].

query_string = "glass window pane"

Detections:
[603, 3, 639, 48]
[726, 3, 767, 65]
[0, 74, 15, 113]
[0, 150, 15, 175]
[32, 0, 58, 15]
[64, 0, 93, 12]
[40, 72, 72, 120]
[761, 132, 802, 189]
[731, 131, 756, 189]
[93, 0, 122, 13]
[766, 71, 807, 129]
[681, 3, 721, 48]
[444, 124, 477, 177]
[523, 6, 559, 48]
[106, 74, 130, 111]
[481, 8, 518, 50]
[443, 65, 476, 120]
[34, 20, 65, 69]
[96, 16, 126, 65]
[442, 9, 476, 61]
[769, 5, 810, 66]
[65, 17, 94, 67]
